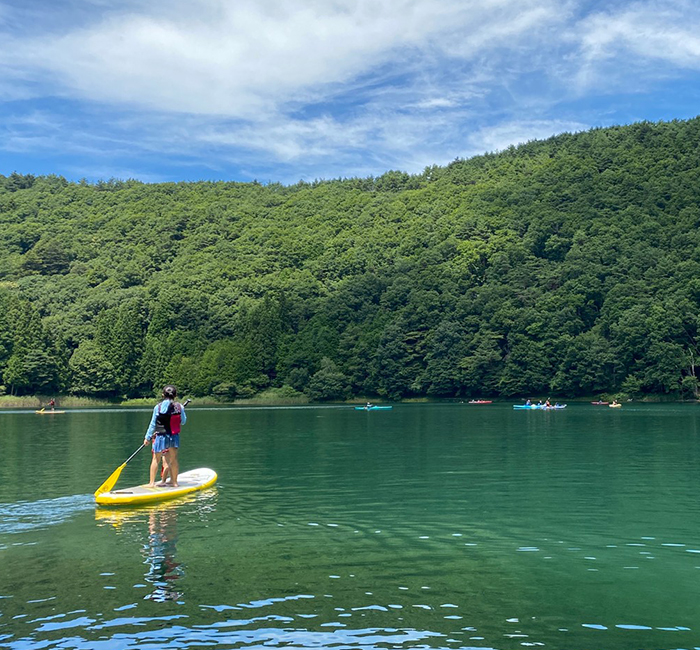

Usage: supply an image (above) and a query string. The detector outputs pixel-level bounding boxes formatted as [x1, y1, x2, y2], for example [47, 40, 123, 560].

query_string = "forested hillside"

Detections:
[1, 118, 700, 400]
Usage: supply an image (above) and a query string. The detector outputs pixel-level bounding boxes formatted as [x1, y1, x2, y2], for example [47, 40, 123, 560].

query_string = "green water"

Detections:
[2, 403, 700, 649]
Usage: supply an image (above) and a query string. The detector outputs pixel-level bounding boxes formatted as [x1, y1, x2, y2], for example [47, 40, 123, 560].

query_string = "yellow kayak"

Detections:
[95, 468, 217, 506]
[36, 410, 66, 414]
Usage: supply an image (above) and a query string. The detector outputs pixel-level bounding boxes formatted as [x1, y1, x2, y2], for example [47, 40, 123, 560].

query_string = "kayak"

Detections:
[591, 401, 609, 405]
[355, 406, 393, 410]
[514, 404, 566, 410]
[468, 400, 492, 404]
[609, 403, 622, 408]
[35, 410, 66, 414]
[95, 468, 217, 506]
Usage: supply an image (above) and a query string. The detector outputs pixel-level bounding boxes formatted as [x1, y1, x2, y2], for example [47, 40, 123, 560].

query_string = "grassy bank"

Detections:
[0, 392, 694, 409]
[0, 395, 120, 409]
[0, 387, 313, 409]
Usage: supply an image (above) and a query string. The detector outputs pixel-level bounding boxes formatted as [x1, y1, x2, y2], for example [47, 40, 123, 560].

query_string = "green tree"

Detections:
[95, 298, 147, 395]
[306, 357, 350, 401]
[5, 349, 63, 395]
[21, 237, 74, 275]
[421, 321, 469, 396]
[370, 324, 423, 400]
[69, 340, 118, 396]
[551, 331, 619, 395]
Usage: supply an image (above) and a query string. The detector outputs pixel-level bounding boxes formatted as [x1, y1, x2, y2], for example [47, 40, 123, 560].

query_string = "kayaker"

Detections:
[144, 385, 187, 488]
[48, 398, 55, 411]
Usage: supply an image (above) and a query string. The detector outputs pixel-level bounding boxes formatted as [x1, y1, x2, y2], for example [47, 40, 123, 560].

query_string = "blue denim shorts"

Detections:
[152, 434, 171, 454]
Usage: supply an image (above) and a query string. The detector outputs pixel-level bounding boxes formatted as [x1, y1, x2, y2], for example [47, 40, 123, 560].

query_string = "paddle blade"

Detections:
[94, 462, 127, 496]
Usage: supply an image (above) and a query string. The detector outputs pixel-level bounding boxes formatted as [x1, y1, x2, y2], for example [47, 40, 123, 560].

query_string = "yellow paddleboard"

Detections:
[35, 410, 66, 414]
[95, 468, 217, 506]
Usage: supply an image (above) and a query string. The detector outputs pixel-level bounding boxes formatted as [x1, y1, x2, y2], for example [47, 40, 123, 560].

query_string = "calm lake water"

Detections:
[2, 403, 700, 649]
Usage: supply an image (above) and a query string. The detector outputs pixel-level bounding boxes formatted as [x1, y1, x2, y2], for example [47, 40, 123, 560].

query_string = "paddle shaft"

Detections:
[124, 443, 146, 465]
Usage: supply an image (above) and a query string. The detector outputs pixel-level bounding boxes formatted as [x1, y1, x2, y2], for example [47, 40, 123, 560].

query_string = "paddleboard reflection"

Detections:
[95, 490, 217, 603]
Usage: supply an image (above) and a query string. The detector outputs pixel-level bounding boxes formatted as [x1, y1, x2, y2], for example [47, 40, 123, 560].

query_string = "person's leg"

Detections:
[158, 451, 171, 486]
[168, 447, 179, 487]
[148, 452, 160, 487]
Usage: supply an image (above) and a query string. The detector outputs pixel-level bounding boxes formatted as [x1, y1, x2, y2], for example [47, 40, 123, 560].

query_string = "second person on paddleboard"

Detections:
[144, 385, 187, 488]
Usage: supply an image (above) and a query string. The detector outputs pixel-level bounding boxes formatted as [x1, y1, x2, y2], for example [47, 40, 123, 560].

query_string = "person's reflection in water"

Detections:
[142, 508, 183, 602]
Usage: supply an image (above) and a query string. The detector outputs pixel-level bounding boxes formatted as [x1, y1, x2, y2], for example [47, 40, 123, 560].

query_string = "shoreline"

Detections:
[1, 394, 697, 409]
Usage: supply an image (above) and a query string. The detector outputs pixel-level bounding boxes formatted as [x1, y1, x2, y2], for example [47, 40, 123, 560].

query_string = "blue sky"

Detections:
[1, 0, 699, 184]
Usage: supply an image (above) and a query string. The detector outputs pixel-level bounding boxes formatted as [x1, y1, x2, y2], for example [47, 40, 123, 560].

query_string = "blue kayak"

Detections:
[514, 404, 566, 410]
[355, 406, 393, 411]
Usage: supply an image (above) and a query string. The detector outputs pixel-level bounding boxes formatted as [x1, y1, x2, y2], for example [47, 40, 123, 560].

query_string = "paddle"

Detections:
[94, 444, 146, 496]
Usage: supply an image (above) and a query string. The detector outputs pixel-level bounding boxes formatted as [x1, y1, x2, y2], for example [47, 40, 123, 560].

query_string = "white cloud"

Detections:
[413, 98, 459, 109]
[1, 1, 699, 183]
[1, 0, 568, 118]
[572, 1, 700, 91]
[581, 2, 700, 65]
[468, 119, 590, 154]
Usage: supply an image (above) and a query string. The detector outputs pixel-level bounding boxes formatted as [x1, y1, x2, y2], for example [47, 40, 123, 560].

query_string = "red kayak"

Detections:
[468, 400, 493, 404]
[591, 400, 609, 405]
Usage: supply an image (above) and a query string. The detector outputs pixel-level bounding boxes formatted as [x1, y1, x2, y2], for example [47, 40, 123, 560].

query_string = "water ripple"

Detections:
[2, 618, 481, 650]
[0, 495, 94, 535]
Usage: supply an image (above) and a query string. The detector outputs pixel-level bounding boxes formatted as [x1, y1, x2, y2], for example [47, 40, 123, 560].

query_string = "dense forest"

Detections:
[1, 118, 699, 401]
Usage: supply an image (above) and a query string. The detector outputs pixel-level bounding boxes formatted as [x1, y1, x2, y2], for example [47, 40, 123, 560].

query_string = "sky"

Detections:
[0, 0, 699, 185]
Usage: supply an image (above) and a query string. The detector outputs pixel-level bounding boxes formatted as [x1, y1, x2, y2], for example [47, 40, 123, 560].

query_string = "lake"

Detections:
[1, 402, 700, 649]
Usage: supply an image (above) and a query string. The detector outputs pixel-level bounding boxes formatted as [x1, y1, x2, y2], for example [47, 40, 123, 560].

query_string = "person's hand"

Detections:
[144, 437, 151, 446]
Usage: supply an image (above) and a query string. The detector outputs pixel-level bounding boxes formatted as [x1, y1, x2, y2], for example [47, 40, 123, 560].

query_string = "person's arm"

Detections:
[144, 404, 159, 443]
[180, 403, 187, 426]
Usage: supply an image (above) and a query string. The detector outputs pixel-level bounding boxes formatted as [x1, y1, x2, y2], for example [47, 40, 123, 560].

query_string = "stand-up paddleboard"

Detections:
[95, 468, 217, 506]
[35, 410, 66, 414]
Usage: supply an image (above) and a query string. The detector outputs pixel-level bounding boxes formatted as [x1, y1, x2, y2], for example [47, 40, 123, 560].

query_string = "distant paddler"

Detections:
[36, 397, 61, 414]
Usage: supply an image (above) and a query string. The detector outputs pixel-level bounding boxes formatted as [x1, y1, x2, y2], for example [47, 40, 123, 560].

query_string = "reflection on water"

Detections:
[95, 490, 217, 604]
[142, 507, 183, 602]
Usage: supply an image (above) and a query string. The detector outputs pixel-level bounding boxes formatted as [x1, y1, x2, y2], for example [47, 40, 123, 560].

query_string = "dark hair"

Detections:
[162, 385, 177, 399]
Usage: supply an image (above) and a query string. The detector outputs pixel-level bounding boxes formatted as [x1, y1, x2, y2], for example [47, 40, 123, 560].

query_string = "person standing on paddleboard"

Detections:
[144, 385, 187, 488]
